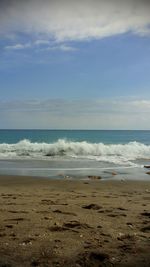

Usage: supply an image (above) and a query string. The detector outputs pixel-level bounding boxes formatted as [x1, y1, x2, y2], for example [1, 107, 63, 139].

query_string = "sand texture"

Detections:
[0, 176, 150, 267]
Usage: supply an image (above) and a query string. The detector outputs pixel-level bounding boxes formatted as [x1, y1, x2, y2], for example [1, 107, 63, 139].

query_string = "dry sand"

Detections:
[0, 175, 150, 267]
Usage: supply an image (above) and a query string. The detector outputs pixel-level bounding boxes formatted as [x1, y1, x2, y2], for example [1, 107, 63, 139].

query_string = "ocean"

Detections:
[0, 130, 150, 180]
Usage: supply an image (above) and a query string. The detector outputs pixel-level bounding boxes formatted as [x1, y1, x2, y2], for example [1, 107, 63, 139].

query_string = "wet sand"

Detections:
[0, 175, 150, 267]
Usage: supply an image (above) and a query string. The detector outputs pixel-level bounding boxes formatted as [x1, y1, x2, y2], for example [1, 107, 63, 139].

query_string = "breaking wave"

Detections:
[0, 139, 150, 166]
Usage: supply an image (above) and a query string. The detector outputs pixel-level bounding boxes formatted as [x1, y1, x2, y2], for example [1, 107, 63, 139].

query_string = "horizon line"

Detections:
[0, 129, 150, 131]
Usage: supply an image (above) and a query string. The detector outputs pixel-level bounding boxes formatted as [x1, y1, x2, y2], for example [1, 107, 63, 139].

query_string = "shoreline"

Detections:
[0, 157, 150, 182]
[0, 173, 150, 184]
[0, 159, 150, 181]
[0, 175, 150, 266]
[0, 171, 150, 182]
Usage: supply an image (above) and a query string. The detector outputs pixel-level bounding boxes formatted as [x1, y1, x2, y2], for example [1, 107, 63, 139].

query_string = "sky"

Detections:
[0, 0, 150, 129]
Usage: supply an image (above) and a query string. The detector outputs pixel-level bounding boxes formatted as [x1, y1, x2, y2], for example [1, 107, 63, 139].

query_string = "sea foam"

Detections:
[0, 139, 150, 166]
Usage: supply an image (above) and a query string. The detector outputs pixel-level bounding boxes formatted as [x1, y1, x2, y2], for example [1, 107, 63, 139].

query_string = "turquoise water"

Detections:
[0, 130, 150, 179]
[0, 129, 150, 144]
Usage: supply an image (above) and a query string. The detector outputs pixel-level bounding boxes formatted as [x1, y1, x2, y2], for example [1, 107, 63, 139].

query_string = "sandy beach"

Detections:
[0, 176, 150, 267]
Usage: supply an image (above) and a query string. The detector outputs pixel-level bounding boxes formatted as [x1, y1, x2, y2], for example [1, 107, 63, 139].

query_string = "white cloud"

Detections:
[57, 44, 77, 52]
[1, 98, 150, 113]
[4, 42, 76, 52]
[130, 100, 150, 109]
[0, 0, 150, 42]
[5, 43, 31, 50]
[0, 98, 150, 129]
[34, 40, 50, 46]
[46, 44, 77, 52]
[4, 41, 76, 53]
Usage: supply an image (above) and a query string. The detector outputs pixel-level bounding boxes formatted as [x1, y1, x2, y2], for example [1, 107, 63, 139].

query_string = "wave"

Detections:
[0, 139, 150, 165]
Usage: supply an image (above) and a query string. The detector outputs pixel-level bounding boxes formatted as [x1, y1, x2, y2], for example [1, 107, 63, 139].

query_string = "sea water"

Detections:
[0, 130, 150, 180]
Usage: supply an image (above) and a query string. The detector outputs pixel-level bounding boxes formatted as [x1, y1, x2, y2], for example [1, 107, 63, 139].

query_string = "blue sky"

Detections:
[0, 0, 150, 129]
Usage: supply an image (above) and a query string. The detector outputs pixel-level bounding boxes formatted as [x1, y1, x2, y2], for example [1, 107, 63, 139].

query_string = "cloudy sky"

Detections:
[0, 0, 150, 129]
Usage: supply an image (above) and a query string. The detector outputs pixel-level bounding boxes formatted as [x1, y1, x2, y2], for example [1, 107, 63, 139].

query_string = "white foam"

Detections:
[0, 139, 150, 166]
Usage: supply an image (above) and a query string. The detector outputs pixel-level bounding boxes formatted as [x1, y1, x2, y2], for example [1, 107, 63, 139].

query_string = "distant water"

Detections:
[0, 130, 150, 180]
[1, 129, 150, 144]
